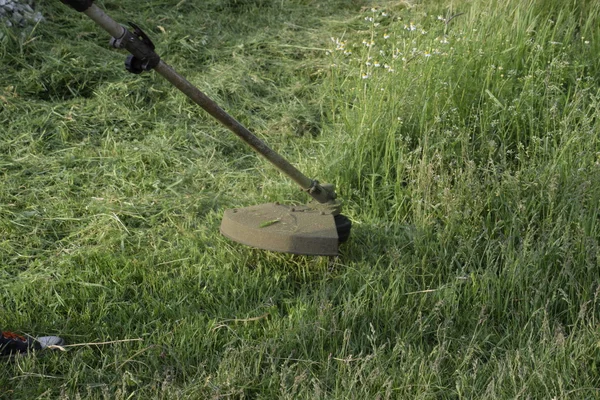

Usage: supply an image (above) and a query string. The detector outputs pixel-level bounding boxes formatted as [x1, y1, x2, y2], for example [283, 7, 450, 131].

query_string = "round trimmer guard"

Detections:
[221, 203, 339, 256]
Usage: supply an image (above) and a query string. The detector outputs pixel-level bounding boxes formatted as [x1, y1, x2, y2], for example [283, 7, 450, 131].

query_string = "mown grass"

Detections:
[1, 0, 600, 398]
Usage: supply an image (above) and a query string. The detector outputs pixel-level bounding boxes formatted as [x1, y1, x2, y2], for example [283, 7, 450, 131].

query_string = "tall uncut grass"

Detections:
[322, 0, 600, 396]
[1, 0, 600, 398]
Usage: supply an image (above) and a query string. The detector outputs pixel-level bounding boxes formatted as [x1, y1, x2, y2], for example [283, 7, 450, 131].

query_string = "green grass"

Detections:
[1, 0, 600, 398]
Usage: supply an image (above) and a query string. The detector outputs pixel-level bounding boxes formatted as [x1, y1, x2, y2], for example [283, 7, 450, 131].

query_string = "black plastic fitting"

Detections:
[125, 55, 145, 74]
[60, 0, 94, 12]
[113, 23, 160, 73]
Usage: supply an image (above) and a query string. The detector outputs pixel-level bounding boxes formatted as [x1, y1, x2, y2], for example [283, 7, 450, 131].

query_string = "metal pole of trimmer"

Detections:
[60, 0, 336, 205]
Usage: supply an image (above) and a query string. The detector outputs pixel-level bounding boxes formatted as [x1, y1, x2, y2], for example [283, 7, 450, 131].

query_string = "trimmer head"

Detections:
[220, 203, 351, 256]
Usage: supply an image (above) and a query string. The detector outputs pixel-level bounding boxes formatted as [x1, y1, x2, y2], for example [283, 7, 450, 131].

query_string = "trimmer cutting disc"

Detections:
[221, 203, 350, 256]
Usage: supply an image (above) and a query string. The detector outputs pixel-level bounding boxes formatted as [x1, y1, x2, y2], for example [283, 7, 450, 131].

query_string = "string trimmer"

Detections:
[60, 0, 351, 256]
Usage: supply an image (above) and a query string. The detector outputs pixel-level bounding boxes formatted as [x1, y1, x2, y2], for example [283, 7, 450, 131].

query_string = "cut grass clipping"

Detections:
[1, 0, 600, 398]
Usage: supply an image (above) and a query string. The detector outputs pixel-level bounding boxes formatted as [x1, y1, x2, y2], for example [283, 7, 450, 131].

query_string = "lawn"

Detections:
[1, 0, 600, 398]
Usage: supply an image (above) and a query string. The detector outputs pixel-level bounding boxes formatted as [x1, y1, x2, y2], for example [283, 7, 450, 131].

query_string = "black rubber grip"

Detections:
[60, 0, 94, 12]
